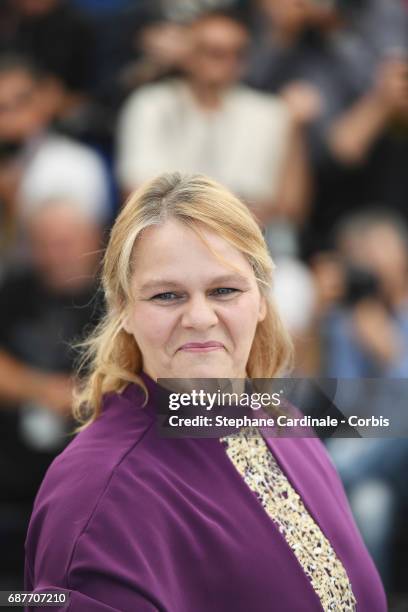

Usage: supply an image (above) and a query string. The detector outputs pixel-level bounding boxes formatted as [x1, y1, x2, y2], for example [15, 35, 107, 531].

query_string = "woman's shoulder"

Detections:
[33, 382, 154, 503]
[25, 383, 157, 583]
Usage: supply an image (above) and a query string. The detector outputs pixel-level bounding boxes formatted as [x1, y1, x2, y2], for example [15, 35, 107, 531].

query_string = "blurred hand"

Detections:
[280, 81, 323, 125]
[352, 298, 401, 365]
[373, 58, 408, 117]
[33, 373, 74, 417]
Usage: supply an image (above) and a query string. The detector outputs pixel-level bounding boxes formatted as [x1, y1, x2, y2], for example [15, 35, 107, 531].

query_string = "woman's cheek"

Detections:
[141, 305, 175, 345]
[222, 296, 260, 329]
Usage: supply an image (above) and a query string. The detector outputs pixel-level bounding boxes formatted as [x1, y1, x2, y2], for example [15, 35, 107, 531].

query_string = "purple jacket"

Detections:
[25, 373, 387, 611]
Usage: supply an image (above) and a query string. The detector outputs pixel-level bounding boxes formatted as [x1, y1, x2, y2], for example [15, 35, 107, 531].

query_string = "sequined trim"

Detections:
[220, 427, 356, 611]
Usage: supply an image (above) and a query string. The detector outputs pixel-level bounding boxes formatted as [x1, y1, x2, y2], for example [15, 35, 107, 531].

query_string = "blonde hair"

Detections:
[73, 172, 293, 428]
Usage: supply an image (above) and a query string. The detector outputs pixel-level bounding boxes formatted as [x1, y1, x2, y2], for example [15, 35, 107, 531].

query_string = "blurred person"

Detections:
[324, 210, 408, 377]
[1, 0, 95, 97]
[0, 0, 117, 151]
[248, 0, 408, 163]
[67, 1, 160, 111]
[0, 197, 105, 587]
[250, 0, 407, 86]
[0, 53, 52, 268]
[317, 0, 408, 251]
[339, 0, 408, 69]
[118, 20, 193, 95]
[116, 9, 312, 257]
[317, 210, 408, 591]
[247, 0, 329, 94]
[247, 0, 408, 255]
[0, 54, 111, 269]
[118, 3, 250, 97]
[25, 172, 386, 611]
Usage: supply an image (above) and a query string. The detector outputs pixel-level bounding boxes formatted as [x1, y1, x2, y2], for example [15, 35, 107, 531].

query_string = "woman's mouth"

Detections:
[178, 341, 225, 353]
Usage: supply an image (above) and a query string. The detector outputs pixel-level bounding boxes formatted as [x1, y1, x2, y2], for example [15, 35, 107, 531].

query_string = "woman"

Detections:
[24, 173, 386, 611]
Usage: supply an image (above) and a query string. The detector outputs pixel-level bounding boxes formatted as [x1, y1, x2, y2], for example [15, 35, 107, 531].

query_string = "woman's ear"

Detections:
[258, 295, 267, 322]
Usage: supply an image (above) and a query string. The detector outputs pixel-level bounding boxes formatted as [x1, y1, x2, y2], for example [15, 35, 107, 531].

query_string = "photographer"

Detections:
[317, 210, 408, 590]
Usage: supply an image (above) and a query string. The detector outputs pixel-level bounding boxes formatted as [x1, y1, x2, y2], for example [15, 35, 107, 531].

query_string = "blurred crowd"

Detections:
[0, 0, 408, 606]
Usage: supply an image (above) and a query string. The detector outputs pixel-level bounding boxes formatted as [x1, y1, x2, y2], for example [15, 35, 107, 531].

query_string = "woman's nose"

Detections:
[180, 295, 219, 330]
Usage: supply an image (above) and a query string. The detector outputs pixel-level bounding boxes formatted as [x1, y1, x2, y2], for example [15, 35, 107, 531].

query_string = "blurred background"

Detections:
[0, 0, 407, 609]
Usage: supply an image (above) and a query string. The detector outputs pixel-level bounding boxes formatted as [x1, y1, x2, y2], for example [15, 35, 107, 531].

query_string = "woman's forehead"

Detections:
[131, 219, 255, 284]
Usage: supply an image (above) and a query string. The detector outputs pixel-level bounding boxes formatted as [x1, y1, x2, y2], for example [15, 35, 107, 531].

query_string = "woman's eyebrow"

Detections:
[139, 280, 183, 292]
[139, 274, 249, 293]
[207, 273, 250, 286]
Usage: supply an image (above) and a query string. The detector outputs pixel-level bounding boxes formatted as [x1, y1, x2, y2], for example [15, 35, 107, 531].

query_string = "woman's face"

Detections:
[123, 219, 266, 380]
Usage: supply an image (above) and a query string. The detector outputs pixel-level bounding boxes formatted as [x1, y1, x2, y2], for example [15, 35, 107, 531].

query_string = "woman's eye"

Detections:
[151, 292, 180, 301]
[212, 287, 240, 297]
[150, 288, 240, 301]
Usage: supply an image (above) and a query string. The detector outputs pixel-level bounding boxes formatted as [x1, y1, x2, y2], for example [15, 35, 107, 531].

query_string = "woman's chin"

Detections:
[172, 364, 236, 380]
[170, 350, 229, 379]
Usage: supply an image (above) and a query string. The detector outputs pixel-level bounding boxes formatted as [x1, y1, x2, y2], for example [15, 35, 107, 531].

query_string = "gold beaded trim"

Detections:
[220, 427, 357, 611]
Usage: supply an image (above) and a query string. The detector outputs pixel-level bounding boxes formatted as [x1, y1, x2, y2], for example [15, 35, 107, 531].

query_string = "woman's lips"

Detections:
[178, 342, 224, 353]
